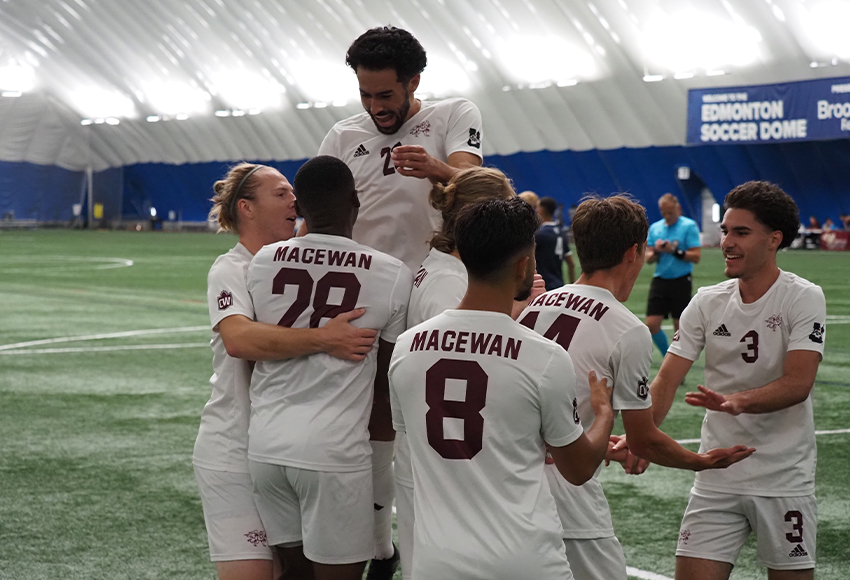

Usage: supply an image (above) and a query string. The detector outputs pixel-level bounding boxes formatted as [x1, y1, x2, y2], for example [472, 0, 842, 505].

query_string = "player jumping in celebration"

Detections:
[396, 166, 544, 580]
[518, 195, 754, 580]
[651, 181, 826, 580]
[389, 197, 615, 580]
[194, 163, 378, 580]
[317, 25, 483, 578]
[246, 156, 412, 580]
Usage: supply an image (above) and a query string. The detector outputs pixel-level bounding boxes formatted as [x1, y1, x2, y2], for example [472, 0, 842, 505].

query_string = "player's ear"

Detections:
[769, 229, 782, 251]
[625, 243, 638, 263]
[294, 199, 304, 219]
[515, 253, 531, 282]
[407, 73, 420, 94]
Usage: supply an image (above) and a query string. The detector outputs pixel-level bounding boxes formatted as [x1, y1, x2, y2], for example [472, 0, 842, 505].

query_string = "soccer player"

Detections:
[317, 25, 483, 577]
[645, 193, 701, 356]
[194, 163, 378, 580]
[535, 195, 576, 289]
[518, 195, 754, 580]
[246, 156, 412, 580]
[397, 166, 543, 579]
[651, 181, 826, 580]
[390, 197, 615, 580]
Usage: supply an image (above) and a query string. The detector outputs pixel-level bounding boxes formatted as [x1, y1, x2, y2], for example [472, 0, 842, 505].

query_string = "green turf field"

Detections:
[1, 230, 848, 580]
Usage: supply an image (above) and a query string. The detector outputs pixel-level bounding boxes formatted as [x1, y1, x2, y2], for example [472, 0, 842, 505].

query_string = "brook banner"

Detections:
[687, 76, 850, 145]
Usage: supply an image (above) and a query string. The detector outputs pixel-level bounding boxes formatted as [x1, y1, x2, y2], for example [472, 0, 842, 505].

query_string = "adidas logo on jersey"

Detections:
[713, 324, 731, 337]
[353, 144, 369, 157]
[789, 544, 808, 558]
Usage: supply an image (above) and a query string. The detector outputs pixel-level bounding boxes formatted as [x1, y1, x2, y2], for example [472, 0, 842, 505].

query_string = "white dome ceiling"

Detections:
[1, 0, 848, 171]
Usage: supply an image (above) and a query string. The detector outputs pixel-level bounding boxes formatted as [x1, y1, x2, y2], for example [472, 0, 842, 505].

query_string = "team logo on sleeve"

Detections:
[765, 314, 783, 331]
[637, 376, 649, 400]
[413, 267, 428, 288]
[672, 330, 680, 342]
[217, 290, 233, 310]
[678, 529, 691, 545]
[572, 398, 580, 424]
[409, 120, 431, 137]
[467, 128, 481, 148]
[809, 322, 825, 344]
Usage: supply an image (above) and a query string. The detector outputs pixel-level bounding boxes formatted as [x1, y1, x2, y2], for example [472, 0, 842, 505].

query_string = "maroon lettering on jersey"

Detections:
[217, 290, 233, 310]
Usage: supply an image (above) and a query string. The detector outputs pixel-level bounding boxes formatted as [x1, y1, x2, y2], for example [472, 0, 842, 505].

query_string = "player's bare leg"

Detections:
[767, 569, 813, 580]
[646, 314, 664, 335]
[313, 561, 367, 580]
[277, 545, 314, 580]
[215, 559, 275, 580]
[675, 556, 732, 580]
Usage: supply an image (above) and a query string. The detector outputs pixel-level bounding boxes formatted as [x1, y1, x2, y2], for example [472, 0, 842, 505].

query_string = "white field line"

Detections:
[0, 343, 209, 355]
[0, 255, 134, 270]
[676, 428, 850, 445]
[627, 567, 673, 580]
[0, 326, 208, 352]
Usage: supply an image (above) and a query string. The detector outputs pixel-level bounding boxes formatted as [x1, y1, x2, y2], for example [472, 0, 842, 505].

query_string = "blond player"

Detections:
[519, 195, 753, 580]
[390, 198, 615, 580]
[651, 181, 826, 580]
[194, 163, 377, 580]
[246, 156, 411, 580]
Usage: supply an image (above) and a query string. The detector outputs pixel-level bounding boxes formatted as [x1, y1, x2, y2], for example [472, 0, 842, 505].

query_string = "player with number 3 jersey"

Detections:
[246, 157, 411, 580]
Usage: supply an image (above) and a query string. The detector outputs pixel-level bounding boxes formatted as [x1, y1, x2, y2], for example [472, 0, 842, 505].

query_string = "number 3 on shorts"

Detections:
[785, 510, 804, 543]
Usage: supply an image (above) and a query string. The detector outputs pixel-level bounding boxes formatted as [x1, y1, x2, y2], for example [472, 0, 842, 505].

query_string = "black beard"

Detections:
[514, 285, 532, 302]
[370, 89, 411, 135]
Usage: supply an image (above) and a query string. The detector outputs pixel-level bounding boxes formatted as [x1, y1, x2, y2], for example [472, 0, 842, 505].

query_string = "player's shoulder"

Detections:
[679, 215, 698, 228]
[695, 278, 738, 299]
[209, 244, 251, 277]
[776, 270, 824, 303]
[420, 97, 479, 117]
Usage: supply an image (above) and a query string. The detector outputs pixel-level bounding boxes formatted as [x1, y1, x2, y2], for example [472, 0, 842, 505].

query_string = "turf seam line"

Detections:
[626, 566, 673, 580]
[0, 343, 210, 354]
[675, 428, 850, 445]
[0, 326, 209, 351]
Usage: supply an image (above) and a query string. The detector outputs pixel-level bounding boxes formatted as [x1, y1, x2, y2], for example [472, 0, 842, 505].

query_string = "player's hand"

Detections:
[606, 435, 650, 475]
[588, 371, 612, 420]
[391, 145, 442, 180]
[685, 385, 743, 415]
[320, 308, 378, 361]
[529, 273, 546, 302]
[605, 435, 628, 464]
[696, 445, 756, 471]
[655, 239, 671, 253]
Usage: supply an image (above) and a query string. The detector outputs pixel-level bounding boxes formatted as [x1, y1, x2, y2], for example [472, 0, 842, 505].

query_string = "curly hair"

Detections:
[208, 163, 264, 233]
[572, 194, 648, 275]
[429, 167, 516, 254]
[346, 26, 427, 83]
[724, 181, 800, 249]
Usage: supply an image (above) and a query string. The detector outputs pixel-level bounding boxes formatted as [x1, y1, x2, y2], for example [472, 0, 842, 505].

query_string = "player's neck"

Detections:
[407, 98, 421, 121]
[576, 269, 628, 302]
[304, 218, 353, 239]
[238, 231, 268, 256]
[737, 263, 780, 304]
[457, 279, 514, 317]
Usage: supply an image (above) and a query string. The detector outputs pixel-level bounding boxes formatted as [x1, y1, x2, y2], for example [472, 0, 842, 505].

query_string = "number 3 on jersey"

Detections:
[426, 359, 488, 460]
[272, 267, 360, 328]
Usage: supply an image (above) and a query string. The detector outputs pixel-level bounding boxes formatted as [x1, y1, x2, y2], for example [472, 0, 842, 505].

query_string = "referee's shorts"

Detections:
[646, 274, 692, 319]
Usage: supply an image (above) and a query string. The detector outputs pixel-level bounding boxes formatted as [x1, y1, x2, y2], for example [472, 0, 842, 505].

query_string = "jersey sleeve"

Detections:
[538, 347, 584, 448]
[647, 223, 659, 247]
[445, 99, 484, 160]
[381, 264, 414, 344]
[317, 125, 340, 157]
[418, 272, 467, 322]
[611, 325, 653, 411]
[684, 221, 701, 250]
[207, 257, 254, 330]
[787, 284, 827, 356]
[667, 290, 706, 361]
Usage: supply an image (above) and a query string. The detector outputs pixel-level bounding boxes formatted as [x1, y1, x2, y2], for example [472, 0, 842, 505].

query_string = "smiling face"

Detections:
[246, 167, 297, 244]
[720, 208, 782, 281]
[356, 67, 419, 134]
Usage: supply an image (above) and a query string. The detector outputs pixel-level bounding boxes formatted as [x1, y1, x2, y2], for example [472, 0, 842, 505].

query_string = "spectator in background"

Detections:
[519, 191, 539, 211]
[535, 196, 576, 289]
[840, 214, 850, 230]
[822, 218, 835, 231]
[645, 194, 701, 357]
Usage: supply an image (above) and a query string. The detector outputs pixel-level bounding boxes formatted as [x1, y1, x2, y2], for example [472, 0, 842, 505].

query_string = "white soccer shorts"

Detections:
[249, 461, 374, 565]
[676, 488, 816, 570]
[563, 536, 627, 580]
[194, 466, 273, 562]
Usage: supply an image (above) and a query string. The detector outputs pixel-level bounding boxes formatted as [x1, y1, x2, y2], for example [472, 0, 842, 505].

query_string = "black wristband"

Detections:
[674, 248, 686, 259]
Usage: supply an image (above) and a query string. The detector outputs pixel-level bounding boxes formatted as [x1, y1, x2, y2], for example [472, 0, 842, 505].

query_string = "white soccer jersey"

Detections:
[397, 248, 468, 488]
[389, 310, 583, 580]
[193, 243, 254, 473]
[247, 233, 412, 473]
[318, 98, 483, 273]
[520, 284, 653, 538]
[668, 270, 826, 496]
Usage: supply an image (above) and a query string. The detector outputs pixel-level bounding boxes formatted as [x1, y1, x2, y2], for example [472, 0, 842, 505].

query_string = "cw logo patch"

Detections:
[217, 290, 233, 310]
[467, 128, 481, 148]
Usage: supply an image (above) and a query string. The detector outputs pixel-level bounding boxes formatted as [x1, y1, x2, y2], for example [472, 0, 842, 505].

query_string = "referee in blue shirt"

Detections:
[645, 194, 701, 355]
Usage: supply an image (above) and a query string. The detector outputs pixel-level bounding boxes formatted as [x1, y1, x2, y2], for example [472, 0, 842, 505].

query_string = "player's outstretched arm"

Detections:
[685, 350, 821, 415]
[650, 353, 694, 427]
[368, 339, 396, 442]
[621, 408, 754, 471]
[548, 372, 614, 486]
[392, 146, 481, 184]
[217, 309, 377, 362]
